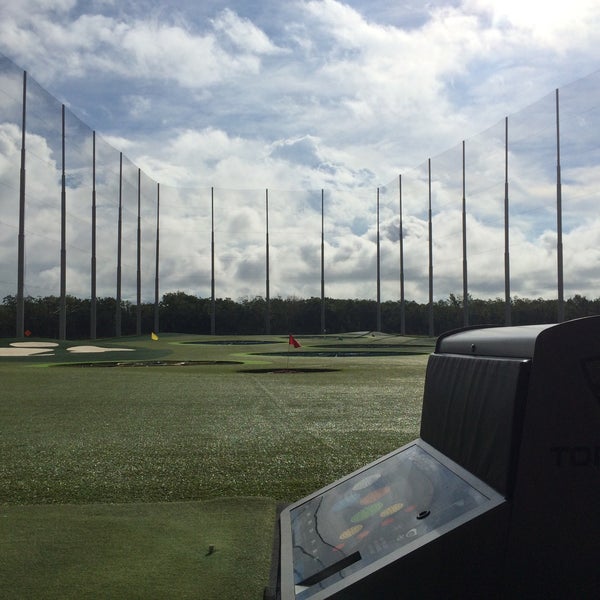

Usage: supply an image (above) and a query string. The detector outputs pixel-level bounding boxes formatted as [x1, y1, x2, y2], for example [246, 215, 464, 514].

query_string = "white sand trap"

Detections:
[67, 346, 135, 353]
[0, 348, 55, 357]
[10, 341, 59, 348]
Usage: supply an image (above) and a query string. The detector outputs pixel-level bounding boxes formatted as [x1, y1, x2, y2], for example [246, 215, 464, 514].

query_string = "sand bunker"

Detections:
[0, 347, 56, 357]
[0, 341, 59, 357]
[67, 346, 134, 354]
[11, 342, 59, 348]
[0, 342, 134, 357]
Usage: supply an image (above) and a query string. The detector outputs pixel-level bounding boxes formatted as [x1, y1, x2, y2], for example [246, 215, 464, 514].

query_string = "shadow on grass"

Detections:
[253, 351, 426, 357]
[239, 367, 341, 374]
[59, 360, 244, 367]
[184, 340, 275, 345]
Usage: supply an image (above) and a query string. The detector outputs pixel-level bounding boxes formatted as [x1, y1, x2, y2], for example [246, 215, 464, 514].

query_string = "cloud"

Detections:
[2, 0, 600, 310]
[465, 0, 599, 45]
[211, 8, 283, 55]
[0, 5, 281, 90]
[270, 136, 323, 168]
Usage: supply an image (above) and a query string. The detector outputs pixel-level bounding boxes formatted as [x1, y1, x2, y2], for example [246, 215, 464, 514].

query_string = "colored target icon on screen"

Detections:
[352, 473, 381, 491]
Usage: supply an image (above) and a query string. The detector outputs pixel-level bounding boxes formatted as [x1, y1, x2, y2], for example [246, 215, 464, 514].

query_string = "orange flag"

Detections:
[289, 334, 301, 348]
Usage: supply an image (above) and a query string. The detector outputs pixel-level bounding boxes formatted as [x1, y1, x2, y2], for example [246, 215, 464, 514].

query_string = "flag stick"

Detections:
[287, 334, 301, 370]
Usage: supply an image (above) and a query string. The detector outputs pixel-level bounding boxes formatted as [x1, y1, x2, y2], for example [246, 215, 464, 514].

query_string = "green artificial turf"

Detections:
[0, 333, 431, 505]
[0, 332, 433, 598]
[0, 498, 277, 600]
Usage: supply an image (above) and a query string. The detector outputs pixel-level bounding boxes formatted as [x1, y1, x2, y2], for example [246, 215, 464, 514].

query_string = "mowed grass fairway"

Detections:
[0, 332, 433, 599]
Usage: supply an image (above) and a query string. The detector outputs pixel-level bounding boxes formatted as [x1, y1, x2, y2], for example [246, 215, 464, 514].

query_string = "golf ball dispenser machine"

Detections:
[267, 317, 600, 599]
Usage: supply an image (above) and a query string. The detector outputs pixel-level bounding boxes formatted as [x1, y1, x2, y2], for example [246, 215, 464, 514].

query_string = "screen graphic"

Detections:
[289, 445, 490, 598]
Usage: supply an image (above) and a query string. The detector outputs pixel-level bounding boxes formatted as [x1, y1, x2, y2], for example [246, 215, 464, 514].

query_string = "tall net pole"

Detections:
[59, 104, 67, 340]
[428, 159, 434, 336]
[320, 189, 325, 334]
[556, 89, 565, 322]
[504, 116, 511, 326]
[265, 189, 271, 334]
[90, 130, 97, 340]
[115, 153, 123, 337]
[136, 168, 141, 336]
[376, 187, 381, 332]
[399, 174, 406, 335]
[16, 70, 26, 338]
[210, 187, 215, 335]
[154, 182, 160, 334]
[462, 141, 469, 327]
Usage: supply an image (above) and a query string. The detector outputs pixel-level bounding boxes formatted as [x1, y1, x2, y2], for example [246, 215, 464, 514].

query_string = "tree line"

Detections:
[1, 292, 599, 340]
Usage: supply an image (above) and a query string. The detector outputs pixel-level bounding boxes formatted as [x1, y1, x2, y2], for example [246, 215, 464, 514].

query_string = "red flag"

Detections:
[289, 334, 301, 348]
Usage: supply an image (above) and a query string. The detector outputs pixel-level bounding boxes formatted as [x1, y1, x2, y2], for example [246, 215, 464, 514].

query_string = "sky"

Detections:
[1, 0, 600, 309]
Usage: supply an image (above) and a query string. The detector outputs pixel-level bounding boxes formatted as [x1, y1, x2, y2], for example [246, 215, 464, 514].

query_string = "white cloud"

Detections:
[465, 0, 599, 45]
[211, 8, 283, 55]
[2, 0, 600, 310]
[0, 6, 280, 89]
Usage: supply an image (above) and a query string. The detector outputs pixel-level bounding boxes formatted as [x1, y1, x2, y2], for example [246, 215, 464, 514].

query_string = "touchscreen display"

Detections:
[289, 444, 490, 598]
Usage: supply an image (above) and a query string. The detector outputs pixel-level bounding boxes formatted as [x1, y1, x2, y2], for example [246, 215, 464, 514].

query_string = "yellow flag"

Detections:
[151, 332, 159, 341]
